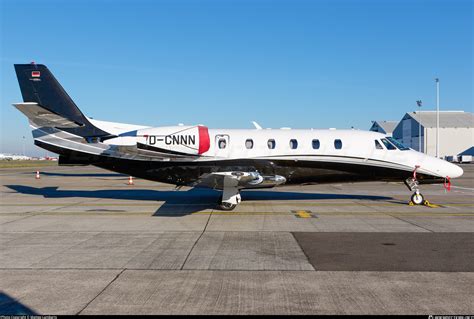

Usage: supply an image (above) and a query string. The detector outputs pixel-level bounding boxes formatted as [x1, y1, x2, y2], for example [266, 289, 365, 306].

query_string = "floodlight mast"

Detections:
[435, 78, 440, 158]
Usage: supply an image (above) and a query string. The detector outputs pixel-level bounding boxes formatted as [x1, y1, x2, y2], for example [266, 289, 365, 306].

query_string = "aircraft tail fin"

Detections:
[13, 63, 110, 137]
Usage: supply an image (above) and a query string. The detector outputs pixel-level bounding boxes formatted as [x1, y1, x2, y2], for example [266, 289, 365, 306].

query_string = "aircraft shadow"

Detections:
[23, 171, 126, 177]
[0, 292, 38, 315]
[5, 185, 395, 217]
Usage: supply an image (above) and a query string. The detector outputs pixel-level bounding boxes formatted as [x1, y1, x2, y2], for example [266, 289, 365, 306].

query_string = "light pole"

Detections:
[416, 100, 422, 152]
[22, 136, 26, 157]
[435, 78, 440, 158]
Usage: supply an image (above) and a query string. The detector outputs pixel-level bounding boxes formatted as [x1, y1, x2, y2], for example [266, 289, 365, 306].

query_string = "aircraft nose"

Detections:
[447, 163, 463, 179]
[424, 157, 464, 179]
[437, 160, 463, 179]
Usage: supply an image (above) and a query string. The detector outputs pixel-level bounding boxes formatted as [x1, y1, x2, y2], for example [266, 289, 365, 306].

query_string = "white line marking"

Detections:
[450, 186, 474, 191]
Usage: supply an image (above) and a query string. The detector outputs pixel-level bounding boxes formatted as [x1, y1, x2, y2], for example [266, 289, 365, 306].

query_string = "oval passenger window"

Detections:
[290, 139, 298, 149]
[245, 139, 253, 149]
[312, 139, 320, 149]
[267, 139, 276, 149]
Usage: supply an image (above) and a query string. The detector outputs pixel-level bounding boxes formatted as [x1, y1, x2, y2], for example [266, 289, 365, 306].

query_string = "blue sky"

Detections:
[1, 0, 472, 156]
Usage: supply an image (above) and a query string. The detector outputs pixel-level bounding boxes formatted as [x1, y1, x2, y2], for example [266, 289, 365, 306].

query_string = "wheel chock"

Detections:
[408, 200, 439, 207]
[423, 200, 439, 208]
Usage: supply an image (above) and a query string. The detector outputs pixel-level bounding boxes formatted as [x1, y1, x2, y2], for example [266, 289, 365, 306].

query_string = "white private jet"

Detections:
[13, 63, 463, 210]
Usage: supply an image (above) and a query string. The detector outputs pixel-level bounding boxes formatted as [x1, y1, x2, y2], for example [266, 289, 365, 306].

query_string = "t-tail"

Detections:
[13, 63, 110, 137]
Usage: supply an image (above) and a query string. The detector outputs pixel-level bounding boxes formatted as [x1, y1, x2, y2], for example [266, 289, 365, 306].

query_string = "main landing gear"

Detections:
[404, 165, 425, 205]
[217, 175, 241, 211]
[217, 189, 241, 211]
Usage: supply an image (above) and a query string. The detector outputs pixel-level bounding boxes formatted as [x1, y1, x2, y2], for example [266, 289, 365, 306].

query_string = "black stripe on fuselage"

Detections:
[261, 154, 412, 169]
[137, 142, 198, 157]
[35, 139, 443, 187]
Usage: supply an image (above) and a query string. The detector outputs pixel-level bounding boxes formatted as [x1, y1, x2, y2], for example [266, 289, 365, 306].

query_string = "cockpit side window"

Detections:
[218, 138, 227, 149]
[381, 138, 396, 150]
[387, 137, 410, 150]
[375, 140, 383, 149]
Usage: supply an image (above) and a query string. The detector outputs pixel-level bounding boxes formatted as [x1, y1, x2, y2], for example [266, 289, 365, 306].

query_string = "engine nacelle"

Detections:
[104, 125, 210, 156]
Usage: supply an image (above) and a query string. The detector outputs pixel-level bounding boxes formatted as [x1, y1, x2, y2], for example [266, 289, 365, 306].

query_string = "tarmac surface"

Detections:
[0, 163, 473, 314]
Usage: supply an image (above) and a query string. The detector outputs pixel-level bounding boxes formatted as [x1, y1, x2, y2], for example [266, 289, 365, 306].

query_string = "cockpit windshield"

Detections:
[381, 138, 396, 150]
[386, 137, 410, 150]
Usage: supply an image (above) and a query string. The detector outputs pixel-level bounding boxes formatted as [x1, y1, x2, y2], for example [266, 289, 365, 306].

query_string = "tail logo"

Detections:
[30, 71, 41, 82]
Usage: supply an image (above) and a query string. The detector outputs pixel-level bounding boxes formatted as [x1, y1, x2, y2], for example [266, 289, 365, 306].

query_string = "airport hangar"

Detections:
[371, 110, 474, 159]
[369, 120, 398, 137]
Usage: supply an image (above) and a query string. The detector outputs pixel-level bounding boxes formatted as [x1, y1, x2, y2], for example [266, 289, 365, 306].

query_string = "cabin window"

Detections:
[375, 140, 383, 149]
[312, 139, 320, 149]
[290, 139, 298, 149]
[267, 139, 276, 149]
[334, 139, 342, 149]
[381, 138, 396, 150]
[218, 138, 227, 149]
[245, 139, 254, 149]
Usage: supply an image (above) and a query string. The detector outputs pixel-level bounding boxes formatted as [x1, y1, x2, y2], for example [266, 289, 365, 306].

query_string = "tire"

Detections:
[411, 192, 424, 205]
[217, 202, 237, 211]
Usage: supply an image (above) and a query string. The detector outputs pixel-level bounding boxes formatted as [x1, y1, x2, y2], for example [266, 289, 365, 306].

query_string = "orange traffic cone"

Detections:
[35, 171, 40, 179]
[127, 176, 134, 185]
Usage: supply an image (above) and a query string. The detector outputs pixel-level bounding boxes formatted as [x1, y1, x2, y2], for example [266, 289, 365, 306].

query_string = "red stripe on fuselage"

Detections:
[198, 126, 210, 155]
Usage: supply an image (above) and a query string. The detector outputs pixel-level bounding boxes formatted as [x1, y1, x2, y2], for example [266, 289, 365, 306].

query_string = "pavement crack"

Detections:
[76, 268, 126, 315]
[31, 231, 102, 267]
[387, 213, 434, 232]
[179, 209, 213, 270]
[0, 212, 39, 225]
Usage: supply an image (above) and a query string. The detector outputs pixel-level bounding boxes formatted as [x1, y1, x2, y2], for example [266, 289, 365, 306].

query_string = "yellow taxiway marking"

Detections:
[1, 202, 473, 207]
[293, 210, 313, 218]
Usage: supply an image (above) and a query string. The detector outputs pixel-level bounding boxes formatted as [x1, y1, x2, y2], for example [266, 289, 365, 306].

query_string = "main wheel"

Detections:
[218, 202, 237, 211]
[411, 192, 424, 205]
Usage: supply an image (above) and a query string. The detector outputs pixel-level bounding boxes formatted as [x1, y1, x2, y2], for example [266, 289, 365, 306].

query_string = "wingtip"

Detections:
[251, 121, 263, 130]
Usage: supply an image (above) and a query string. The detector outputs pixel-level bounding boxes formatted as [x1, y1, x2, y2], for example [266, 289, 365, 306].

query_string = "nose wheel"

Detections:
[410, 190, 425, 205]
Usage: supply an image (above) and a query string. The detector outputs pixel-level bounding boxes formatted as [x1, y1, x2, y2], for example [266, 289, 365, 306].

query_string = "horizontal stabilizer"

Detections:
[13, 102, 83, 128]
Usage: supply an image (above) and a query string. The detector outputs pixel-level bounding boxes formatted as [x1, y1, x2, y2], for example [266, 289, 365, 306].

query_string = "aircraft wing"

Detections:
[13, 102, 83, 128]
[193, 171, 285, 190]
[193, 171, 262, 189]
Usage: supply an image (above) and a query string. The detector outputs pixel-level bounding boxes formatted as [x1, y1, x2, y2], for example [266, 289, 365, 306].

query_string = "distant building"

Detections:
[0, 153, 32, 160]
[369, 120, 398, 137]
[392, 111, 474, 158]
[459, 146, 474, 156]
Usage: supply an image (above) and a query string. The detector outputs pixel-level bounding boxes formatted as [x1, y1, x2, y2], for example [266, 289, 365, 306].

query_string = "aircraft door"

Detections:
[215, 134, 230, 157]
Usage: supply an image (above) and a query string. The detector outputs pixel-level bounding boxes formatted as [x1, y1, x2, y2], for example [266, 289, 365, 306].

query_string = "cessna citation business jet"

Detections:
[13, 63, 463, 210]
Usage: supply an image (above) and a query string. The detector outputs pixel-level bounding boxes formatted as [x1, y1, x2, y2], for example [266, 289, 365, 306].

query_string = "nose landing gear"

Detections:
[404, 165, 425, 206]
